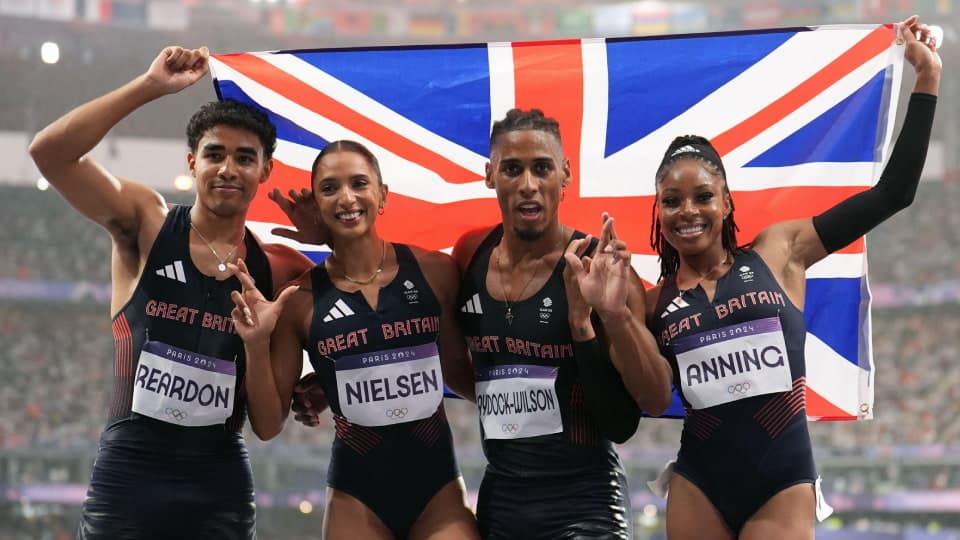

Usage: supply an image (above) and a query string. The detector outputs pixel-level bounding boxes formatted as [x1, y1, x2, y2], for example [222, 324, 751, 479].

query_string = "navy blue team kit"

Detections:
[79, 205, 270, 539]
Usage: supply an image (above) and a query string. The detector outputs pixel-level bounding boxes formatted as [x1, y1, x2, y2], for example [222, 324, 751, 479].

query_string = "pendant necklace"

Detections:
[339, 239, 386, 285]
[496, 249, 545, 326]
[190, 222, 244, 273]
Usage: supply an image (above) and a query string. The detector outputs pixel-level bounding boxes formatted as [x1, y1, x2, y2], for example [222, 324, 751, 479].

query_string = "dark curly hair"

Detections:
[489, 108, 562, 151]
[186, 100, 277, 160]
[649, 135, 740, 280]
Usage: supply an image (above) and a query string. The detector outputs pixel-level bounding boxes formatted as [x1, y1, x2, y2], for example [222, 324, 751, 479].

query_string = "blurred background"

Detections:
[1, 1, 959, 538]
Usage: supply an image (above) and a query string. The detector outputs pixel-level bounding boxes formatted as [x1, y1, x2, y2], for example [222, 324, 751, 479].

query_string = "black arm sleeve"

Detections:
[812, 93, 937, 254]
[573, 314, 641, 444]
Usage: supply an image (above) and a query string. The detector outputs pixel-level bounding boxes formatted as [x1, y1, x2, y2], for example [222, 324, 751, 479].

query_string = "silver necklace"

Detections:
[190, 222, 244, 272]
[338, 240, 386, 285]
[496, 249, 545, 326]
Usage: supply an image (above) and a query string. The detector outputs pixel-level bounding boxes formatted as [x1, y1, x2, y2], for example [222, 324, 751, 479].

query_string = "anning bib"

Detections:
[475, 364, 562, 440]
[674, 316, 793, 409]
[334, 342, 443, 427]
[131, 341, 236, 427]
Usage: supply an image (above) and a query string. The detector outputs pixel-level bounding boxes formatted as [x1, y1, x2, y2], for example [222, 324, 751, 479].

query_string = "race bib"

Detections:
[475, 364, 562, 440]
[335, 342, 443, 427]
[131, 341, 236, 427]
[674, 316, 793, 409]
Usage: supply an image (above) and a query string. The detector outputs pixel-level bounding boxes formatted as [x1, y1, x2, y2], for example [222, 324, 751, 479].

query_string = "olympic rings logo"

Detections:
[165, 407, 186, 421]
[727, 383, 751, 395]
[501, 424, 519, 433]
[385, 408, 409, 419]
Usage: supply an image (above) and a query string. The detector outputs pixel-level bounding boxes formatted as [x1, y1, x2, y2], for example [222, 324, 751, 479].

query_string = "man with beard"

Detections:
[453, 108, 673, 539]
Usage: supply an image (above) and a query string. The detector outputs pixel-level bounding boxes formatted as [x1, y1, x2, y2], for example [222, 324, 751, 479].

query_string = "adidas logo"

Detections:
[671, 144, 700, 157]
[322, 299, 355, 322]
[461, 293, 483, 314]
[155, 260, 186, 283]
[660, 295, 690, 319]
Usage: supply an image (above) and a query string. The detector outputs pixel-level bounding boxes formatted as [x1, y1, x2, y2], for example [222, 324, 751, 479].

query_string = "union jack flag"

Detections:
[210, 24, 906, 421]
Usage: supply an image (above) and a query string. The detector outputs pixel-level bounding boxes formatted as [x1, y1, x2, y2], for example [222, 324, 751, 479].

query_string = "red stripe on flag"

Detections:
[712, 26, 894, 156]
[215, 53, 479, 184]
[806, 385, 856, 420]
[254, 160, 865, 254]
[512, 40, 585, 197]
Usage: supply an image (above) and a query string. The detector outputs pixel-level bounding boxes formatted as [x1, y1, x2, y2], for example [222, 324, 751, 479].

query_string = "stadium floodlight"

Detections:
[173, 174, 193, 192]
[40, 41, 60, 65]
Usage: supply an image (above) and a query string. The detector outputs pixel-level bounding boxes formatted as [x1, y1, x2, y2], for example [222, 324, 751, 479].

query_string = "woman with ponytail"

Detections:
[645, 16, 940, 540]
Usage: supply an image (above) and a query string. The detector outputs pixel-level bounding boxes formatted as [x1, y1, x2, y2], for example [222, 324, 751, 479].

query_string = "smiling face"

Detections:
[656, 158, 732, 257]
[188, 125, 272, 218]
[486, 129, 570, 242]
[312, 149, 388, 241]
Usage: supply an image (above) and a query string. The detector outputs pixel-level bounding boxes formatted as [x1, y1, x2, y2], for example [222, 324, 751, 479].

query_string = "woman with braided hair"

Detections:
[645, 15, 940, 540]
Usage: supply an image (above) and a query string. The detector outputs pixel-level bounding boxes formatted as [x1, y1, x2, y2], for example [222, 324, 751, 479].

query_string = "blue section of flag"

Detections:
[804, 277, 862, 364]
[295, 47, 492, 156]
[604, 31, 796, 157]
[217, 80, 330, 151]
[304, 251, 331, 264]
[659, 388, 687, 419]
[747, 69, 888, 166]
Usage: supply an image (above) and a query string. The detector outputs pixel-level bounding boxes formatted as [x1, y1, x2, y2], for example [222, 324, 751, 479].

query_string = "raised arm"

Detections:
[28, 46, 209, 241]
[417, 248, 477, 402]
[754, 16, 941, 285]
[564, 214, 674, 424]
[230, 259, 309, 440]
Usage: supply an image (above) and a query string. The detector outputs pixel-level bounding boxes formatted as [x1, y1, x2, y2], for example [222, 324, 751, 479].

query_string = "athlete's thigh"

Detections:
[322, 487, 394, 540]
[740, 483, 815, 540]
[665, 473, 733, 540]
[409, 478, 479, 540]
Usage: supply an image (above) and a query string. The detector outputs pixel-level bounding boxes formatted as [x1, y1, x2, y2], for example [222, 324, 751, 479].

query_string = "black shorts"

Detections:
[77, 423, 256, 540]
[476, 468, 631, 540]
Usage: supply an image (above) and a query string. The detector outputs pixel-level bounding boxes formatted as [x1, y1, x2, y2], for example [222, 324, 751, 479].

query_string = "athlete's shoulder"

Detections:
[452, 225, 497, 274]
[405, 244, 459, 294]
[645, 282, 664, 321]
[406, 243, 456, 269]
[259, 242, 314, 288]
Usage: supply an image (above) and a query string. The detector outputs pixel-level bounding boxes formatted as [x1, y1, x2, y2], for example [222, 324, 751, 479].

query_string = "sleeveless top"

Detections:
[306, 244, 449, 451]
[107, 204, 272, 448]
[648, 249, 809, 448]
[458, 226, 621, 478]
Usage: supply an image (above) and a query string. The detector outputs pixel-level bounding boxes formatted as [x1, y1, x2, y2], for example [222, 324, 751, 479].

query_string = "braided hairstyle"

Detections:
[489, 108, 562, 151]
[649, 135, 740, 281]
